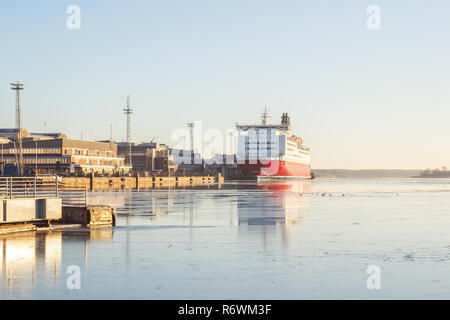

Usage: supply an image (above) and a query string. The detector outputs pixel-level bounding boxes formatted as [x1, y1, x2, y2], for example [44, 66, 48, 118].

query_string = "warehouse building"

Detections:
[0, 129, 130, 176]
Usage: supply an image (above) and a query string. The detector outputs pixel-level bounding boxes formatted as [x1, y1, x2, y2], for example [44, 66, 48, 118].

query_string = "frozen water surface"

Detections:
[1, 179, 450, 299]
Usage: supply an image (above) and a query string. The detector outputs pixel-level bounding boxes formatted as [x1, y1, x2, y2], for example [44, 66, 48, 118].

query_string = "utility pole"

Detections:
[187, 122, 194, 164]
[35, 140, 38, 176]
[10, 82, 24, 176]
[1, 143, 3, 175]
[123, 95, 133, 167]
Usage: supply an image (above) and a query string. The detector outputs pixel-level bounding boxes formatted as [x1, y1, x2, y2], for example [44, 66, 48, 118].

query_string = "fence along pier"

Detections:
[0, 176, 114, 234]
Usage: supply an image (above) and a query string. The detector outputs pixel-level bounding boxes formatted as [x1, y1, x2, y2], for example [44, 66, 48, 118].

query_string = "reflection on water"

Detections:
[238, 181, 310, 226]
[88, 181, 312, 228]
[0, 232, 61, 292]
[0, 229, 112, 294]
[0, 181, 310, 297]
[98, 181, 312, 231]
[1, 179, 450, 299]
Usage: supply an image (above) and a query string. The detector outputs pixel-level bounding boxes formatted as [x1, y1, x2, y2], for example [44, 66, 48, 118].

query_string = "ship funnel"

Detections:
[281, 113, 291, 128]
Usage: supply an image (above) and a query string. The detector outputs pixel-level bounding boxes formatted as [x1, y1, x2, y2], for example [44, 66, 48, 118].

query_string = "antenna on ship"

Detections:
[261, 106, 271, 125]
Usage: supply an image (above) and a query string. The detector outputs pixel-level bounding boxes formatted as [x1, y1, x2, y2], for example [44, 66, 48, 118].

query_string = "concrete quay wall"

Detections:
[1, 198, 62, 223]
[62, 174, 224, 191]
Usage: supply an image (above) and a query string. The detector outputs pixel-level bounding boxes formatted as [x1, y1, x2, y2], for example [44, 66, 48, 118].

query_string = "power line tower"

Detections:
[10, 82, 24, 176]
[10, 82, 24, 129]
[123, 95, 133, 167]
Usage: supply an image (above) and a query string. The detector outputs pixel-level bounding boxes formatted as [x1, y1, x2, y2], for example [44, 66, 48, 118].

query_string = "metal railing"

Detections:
[59, 186, 88, 207]
[0, 176, 59, 199]
[0, 176, 88, 207]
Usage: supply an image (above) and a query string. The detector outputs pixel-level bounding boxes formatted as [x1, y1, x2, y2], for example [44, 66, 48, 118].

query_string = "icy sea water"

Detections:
[1, 179, 450, 299]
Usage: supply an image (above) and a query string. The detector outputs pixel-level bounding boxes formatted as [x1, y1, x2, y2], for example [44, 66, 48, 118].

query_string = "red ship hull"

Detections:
[238, 160, 311, 179]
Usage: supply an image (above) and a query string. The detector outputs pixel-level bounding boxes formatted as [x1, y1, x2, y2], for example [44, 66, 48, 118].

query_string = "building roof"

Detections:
[0, 128, 29, 139]
[0, 128, 67, 140]
[30, 132, 67, 139]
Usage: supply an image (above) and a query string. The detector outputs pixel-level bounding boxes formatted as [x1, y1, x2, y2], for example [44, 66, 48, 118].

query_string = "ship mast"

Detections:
[261, 106, 271, 125]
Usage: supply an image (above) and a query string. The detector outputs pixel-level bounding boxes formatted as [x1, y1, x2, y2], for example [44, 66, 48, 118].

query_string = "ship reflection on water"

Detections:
[238, 180, 311, 226]
[90, 180, 312, 228]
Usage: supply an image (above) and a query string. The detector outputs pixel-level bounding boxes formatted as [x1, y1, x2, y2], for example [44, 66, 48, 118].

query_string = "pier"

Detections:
[0, 174, 223, 234]
[0, 176, 115, 234]
[0, 177, 62, 224]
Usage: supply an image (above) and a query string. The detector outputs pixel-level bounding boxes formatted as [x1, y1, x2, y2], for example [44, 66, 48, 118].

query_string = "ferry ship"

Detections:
[236, 110, 312, 180]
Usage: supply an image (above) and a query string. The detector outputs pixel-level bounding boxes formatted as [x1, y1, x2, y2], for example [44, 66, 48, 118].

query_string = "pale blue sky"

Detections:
[0, 1, 449, 169]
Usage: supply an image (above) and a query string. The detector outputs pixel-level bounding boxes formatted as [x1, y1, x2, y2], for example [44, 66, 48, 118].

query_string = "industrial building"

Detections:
[117, 142, 178, 174]
[0, 129, 130, 176]
[202, 154, 241, 179]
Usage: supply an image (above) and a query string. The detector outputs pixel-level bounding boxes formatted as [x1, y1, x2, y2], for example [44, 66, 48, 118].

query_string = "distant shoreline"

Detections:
[311, 177, 450, 180]
[312, 169, 420, 179]
[312, 169, 450, 179]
